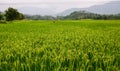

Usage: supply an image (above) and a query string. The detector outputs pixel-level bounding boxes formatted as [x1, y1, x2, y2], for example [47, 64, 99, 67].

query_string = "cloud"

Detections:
[0, 0, 116, 12]
[0, 0, 115, 3]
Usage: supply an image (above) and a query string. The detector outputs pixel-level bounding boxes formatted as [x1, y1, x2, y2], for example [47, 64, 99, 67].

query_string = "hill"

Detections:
[58, 1, 120, 16]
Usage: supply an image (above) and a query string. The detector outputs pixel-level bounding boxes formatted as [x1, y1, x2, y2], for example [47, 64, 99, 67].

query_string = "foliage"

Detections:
[0, 12, 6, 24]
[63, 11, 120, 20]
[24, 15, 55, 20]
[5, 7, 24, 21]
[18, 13, 25, 20]
[0, 14, 2, 20]
[0, 20, 120, 71]
[0, 12, 4, 20]
[24, 11, 120, 20]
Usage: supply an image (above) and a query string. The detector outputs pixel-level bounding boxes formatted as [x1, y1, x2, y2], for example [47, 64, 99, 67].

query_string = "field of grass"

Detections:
[0, 20, 120, 71]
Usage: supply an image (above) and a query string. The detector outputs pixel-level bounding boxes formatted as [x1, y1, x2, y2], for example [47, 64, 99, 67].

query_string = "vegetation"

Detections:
[1, 7, 120, 21]
[0, 12, 4, 20]
[0, 20, 120, 71]
[25, 15, 54, 20]
[24, 11, 120, 20]
[5, 7, 24, 21]
[0, 7, 24, 22]
[63, 11, 120, 20]
[0, 12, 6, 24]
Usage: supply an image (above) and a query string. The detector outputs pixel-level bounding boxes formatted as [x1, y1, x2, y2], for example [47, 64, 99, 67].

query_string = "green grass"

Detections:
[0, 20, 120, 71]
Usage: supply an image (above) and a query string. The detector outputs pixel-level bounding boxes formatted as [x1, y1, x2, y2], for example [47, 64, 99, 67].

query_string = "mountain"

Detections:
[17, 1, 120, 16]
[58, 1, 120, 16]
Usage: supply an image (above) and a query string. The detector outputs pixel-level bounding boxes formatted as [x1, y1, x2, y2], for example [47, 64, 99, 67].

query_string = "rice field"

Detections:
[0, 20, 120, 71]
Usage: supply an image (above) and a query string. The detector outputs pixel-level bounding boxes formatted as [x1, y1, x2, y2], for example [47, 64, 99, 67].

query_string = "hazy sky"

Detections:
[0, 0, 117, 12]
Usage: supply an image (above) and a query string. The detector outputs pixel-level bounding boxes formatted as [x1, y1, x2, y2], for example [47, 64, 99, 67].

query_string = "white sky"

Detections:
[0, 0, 117, 12]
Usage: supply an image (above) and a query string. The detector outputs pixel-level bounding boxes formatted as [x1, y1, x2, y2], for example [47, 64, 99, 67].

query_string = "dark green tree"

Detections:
[5, 7, 24, 21]
[18, 13, 24, 20]
[0, 12, 3, 20]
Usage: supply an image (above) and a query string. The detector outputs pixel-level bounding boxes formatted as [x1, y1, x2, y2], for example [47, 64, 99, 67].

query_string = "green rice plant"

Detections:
[0, 20, 120, 71]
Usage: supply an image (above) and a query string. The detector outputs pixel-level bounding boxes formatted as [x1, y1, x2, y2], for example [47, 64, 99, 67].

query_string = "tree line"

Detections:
[0, 7, 120, 22]
[62, 11, 120, 20]
[24, 11, 120, 20]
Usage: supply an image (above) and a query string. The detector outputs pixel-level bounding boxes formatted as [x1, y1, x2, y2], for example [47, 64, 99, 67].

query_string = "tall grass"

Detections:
[0, 20, 120, 71]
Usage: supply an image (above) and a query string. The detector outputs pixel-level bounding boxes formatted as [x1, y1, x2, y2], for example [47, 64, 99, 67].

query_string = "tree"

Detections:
[0, 12, 7, 24]
[0, 12, 3, 20]
[18, 13, 24, 20]
[5, 7, 24, 21]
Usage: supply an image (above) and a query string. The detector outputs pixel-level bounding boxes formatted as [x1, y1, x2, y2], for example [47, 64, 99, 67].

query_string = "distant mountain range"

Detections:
[18, 1, 120, 16]
[58, 1, 120, 16]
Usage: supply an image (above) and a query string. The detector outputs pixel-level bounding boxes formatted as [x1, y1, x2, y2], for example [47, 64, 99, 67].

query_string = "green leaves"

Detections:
[0, 20, 120, 71]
